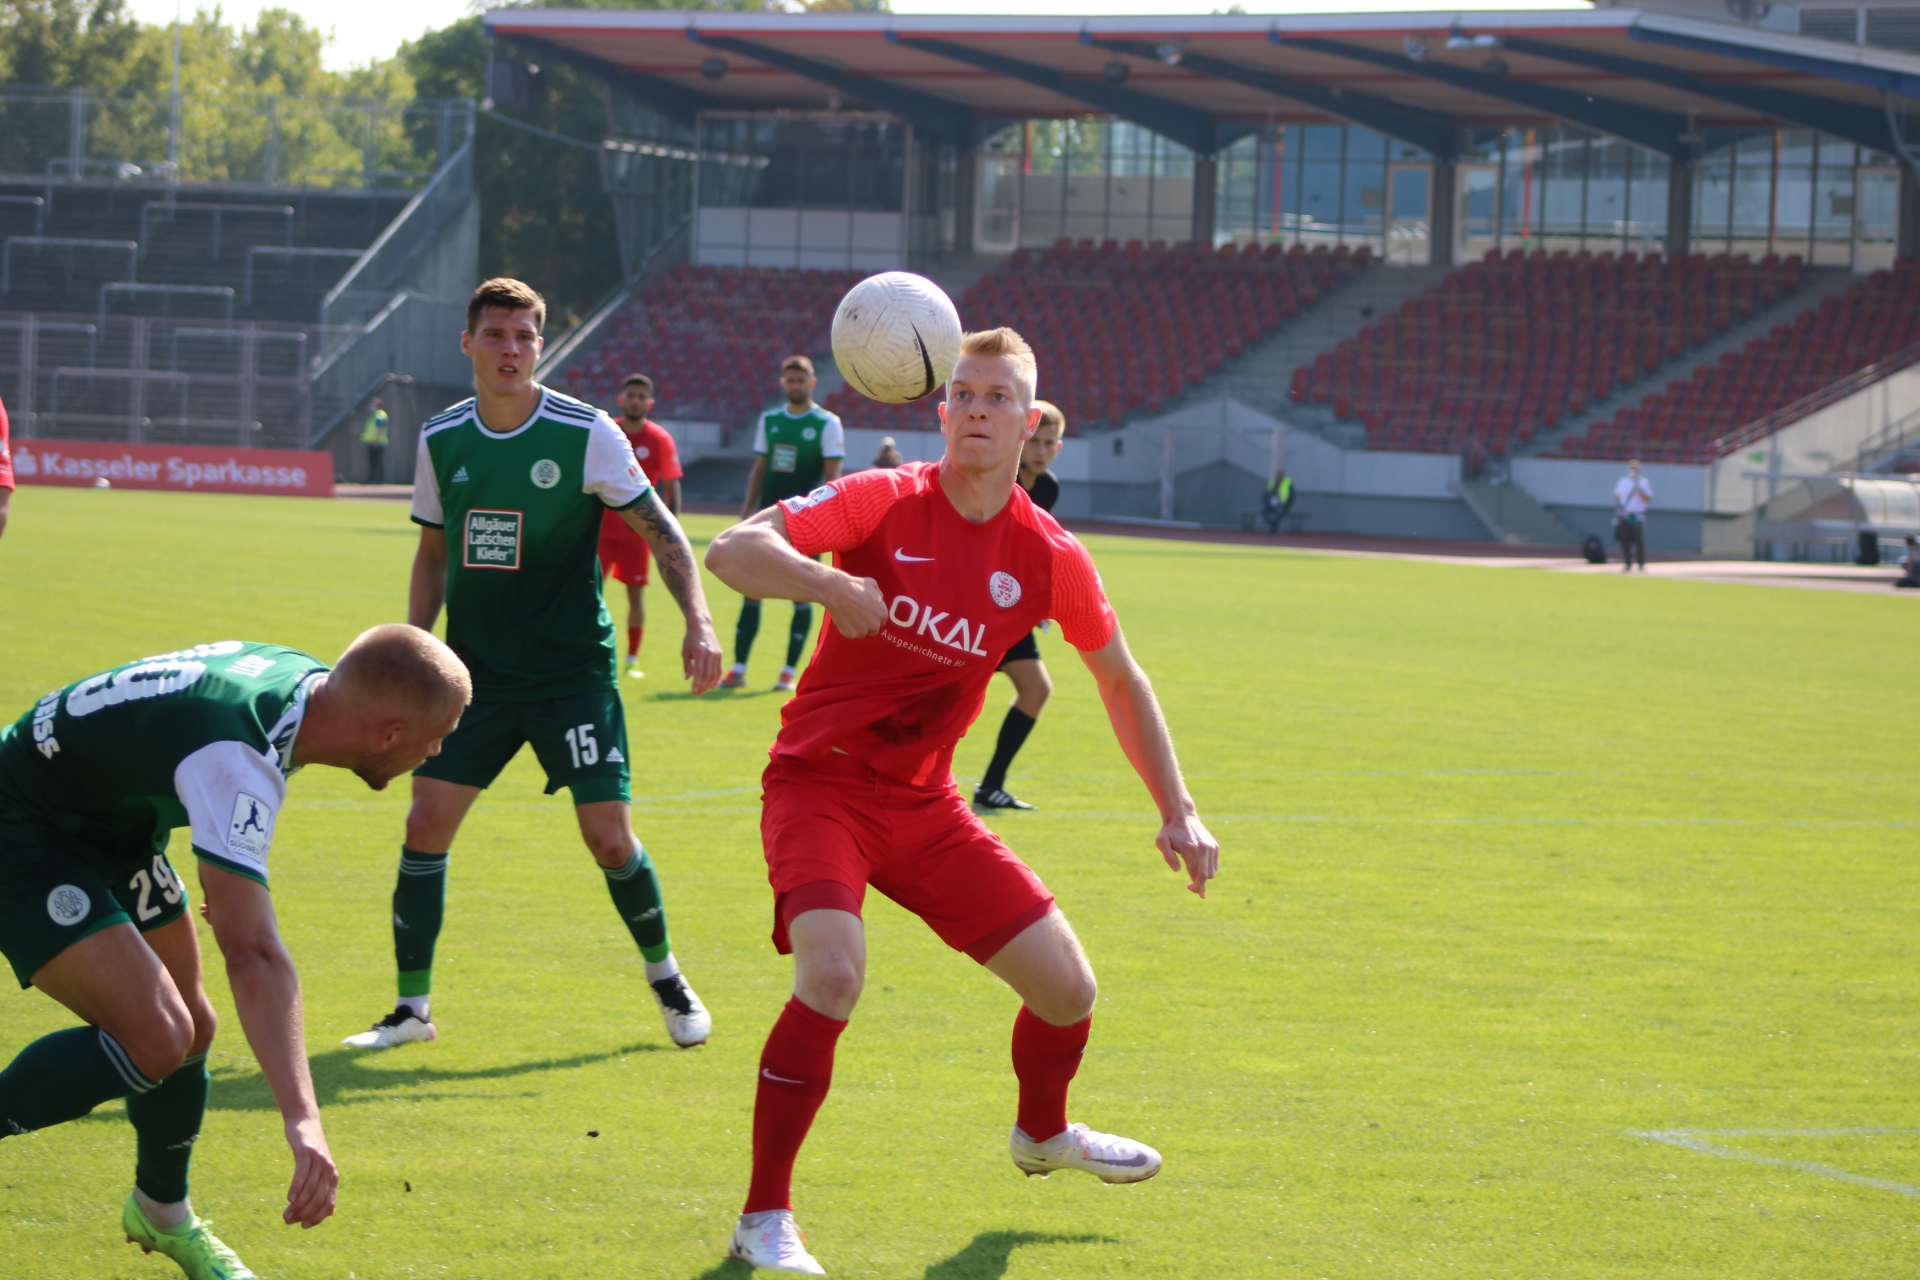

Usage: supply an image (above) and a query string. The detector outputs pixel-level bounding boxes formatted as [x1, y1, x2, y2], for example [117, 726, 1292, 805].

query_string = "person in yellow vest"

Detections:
[361, 398, 390, 484]
[1261, 468, 1293, 534]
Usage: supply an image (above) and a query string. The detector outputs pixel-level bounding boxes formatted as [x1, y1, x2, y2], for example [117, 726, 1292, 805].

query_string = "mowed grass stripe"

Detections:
[0, 485, 1915, 1278]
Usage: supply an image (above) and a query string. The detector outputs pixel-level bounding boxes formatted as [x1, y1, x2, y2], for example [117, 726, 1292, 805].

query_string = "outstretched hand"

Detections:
[1156, 813, 1219, 898]
[683, 618, 724, 695]
[283, 1116, 337, 1228]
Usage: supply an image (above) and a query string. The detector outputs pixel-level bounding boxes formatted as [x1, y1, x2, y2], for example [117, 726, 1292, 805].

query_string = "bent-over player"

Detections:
[345, 278, 724, 1052]
[973, 398, 1065, 811]
[0, 626, 469, 1280]
[705, 328, 1219, 1275]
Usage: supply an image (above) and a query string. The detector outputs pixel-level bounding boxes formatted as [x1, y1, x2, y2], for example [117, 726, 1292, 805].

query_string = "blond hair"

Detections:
[332, 624, 472, 720]
[1031, 400, 1065, 437]
[958, 328, 1038, 407]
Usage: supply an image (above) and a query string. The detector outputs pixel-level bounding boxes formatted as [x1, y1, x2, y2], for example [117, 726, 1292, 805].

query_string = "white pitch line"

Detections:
[1631, 1129, 1920, 1197]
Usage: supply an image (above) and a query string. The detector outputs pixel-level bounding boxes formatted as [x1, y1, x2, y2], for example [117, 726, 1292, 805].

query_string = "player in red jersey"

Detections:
[705, 328, 1220, 1275]
[599, 373, 685, 678]
[0, 391, 14, 541]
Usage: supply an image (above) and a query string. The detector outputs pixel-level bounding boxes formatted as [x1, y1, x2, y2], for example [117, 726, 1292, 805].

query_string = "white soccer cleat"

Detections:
[649, 973, 712, 1048]
[730, 1210, 825, 1275]
[1009, 1122, 1162, 1183]
[342, 1007, 437, 1049]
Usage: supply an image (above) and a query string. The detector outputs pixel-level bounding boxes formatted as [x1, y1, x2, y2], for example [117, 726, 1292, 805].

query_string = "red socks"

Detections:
[627, 625, 643, 658]
[1011, 1006, 1089, 1143]
[744, 997, 847, 1213]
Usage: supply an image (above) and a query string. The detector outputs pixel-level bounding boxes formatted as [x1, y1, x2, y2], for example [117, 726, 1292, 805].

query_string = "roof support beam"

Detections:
[501, 35, 713, 129]
[1282, 35, 1690, 158]
[892, 35, 1242, 156]
[1503, 35, 1899, 155]
[1628, 22, 1920, 102]
[688, 32, 976, 147]
[1092, 37, 1459, 158]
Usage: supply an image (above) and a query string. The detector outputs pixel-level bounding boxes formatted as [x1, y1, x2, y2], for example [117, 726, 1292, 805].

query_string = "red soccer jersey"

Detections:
[0, 394, 12, 490]
[775, 461, 1116, 786]
[601, 419, 682, 540]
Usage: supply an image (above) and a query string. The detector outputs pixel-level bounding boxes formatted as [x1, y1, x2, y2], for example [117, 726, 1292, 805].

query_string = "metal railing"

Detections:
[138, 202, 294, 260]
[2, 238, 137, 294]
[1708, 339, 1920, 458]
[319, 132, 473, 345]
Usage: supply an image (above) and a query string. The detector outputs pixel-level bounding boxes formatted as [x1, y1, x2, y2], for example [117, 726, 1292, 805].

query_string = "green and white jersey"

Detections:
[411, 387, 653, 701]
[0, 641, 327, 886]
[753, 404, 845, 508]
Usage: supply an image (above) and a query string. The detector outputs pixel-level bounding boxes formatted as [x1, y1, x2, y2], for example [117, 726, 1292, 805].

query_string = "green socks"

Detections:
[786, 602, 814, 670]
[604, 844, 672, 963]
[0, 1026, 157, 1136]
[393, 847, 449, 999]
[128, 1053, 207, 1204]
[735, 599, 763, 667]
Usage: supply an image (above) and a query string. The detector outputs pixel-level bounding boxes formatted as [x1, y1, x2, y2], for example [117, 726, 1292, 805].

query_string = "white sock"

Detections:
[778, 666, 795, 678]
[730, 662, 747, 675]
[132, 1187, 192, 1230]
[397, 995, 430, 1020]
[644, 954, 680, 984]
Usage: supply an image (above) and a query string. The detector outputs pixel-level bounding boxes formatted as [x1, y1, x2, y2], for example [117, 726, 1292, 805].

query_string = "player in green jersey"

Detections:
[720, 355, 845, 693]
[345, 277, 725, 1053]
[0, 627, 469, 1280]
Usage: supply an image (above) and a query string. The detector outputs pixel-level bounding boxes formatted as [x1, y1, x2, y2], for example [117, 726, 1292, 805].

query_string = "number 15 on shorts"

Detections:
[565, 723, 599, 768]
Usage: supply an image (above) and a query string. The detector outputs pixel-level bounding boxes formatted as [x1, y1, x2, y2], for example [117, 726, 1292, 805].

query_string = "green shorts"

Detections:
[0, 833, 189, 988]
[414, 689, 631, 805]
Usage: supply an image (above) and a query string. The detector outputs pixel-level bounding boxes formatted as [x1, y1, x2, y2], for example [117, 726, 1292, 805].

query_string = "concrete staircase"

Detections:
[1177, 263, 1456, 447]
[1452, 477, 1583, 546]
[1517, 267, 1860, 457]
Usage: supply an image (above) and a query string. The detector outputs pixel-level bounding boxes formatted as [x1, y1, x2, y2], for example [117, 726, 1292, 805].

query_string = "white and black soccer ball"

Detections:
[831, 272, 963, 404]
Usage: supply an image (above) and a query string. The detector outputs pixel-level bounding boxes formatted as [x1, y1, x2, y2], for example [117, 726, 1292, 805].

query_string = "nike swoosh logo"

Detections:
[761, 1068, 807, 1085]
[1095, 1152, 1153, 1166]
[894, 549, 934, 562]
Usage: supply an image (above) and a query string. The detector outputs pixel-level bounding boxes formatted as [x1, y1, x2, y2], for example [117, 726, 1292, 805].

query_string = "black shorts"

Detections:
[998, 630, 1041, 668]
[414, 689, 631, 805]
[0, 830, 189, 988]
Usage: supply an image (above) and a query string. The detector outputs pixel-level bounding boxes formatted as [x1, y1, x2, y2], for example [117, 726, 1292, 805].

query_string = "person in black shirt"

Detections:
[974, 400, 1065, 810]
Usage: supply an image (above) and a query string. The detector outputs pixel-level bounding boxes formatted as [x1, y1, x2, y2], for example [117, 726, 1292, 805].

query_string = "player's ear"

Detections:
[460, 329, 474, 356]
[1023, 406, 1042, 437]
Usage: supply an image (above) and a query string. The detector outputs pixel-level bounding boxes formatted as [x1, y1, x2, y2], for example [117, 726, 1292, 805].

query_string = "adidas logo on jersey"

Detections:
[606, 747, 625, 764]
[452, 467, 469, 483]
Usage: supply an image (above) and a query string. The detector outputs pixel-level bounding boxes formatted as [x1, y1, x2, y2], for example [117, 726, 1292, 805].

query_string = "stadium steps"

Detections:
[1517, 267, 1858, 458]
[1178, 264, 1454, 448]
[1451, 476, 1583, 546]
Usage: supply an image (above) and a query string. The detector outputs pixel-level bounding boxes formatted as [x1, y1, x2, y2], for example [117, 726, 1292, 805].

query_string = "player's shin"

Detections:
[1010, 1006, 1089, 1144]
[744, 997, 847, 1213]
[734, 599, 762, 669]
[981, 708, 1037, 795]
[604, 843, 672, 965]
[785, 603, 813, 671]
[393, 847, 448, 1017]
[126, 1052, 208, 1220]
[0, 1026, 159, 1135]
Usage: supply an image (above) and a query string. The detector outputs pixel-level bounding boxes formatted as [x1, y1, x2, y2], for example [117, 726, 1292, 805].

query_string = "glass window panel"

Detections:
[1586, 138, 1628, 246]
[1811, 162, 1856, 264]
[1299, 124, 1344, 160]
[1299, 159, 1342, 240]
[1344, 157, 1386, 241]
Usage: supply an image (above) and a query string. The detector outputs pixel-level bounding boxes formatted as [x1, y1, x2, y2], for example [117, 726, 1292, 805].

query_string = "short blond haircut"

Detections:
[332, 624, 472, 720]
[958, 328, 1038, 407]
[1031, 400, 1065, 437]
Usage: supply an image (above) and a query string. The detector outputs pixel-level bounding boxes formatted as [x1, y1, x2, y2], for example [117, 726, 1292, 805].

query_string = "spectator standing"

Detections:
[1260, 468, 1293, 534]
[0, 392, 12, 541]
[872, 436, 904, 469]
[1613, 459, 1652, 573]
[361, 397, 390, 484]
[599, 374, 686, 677]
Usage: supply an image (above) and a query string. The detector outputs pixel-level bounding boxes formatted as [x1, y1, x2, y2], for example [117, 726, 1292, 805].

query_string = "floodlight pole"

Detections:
[168, 2, 182, 189]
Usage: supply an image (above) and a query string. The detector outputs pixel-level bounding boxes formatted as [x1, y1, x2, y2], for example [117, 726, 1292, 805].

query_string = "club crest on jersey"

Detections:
[887, 594, 992, 658]
[530, 459, 561, 489]
[47, 885, 89, 927]
[228, 793, 275, 863]
[989, 571, 1022, 608]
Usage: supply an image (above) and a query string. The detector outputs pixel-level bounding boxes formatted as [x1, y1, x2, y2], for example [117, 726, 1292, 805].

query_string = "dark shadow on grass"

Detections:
[649, 688, 781, 702]
[923, 1232, 1113, 1279]
[689, 1259, 752, 1280]
[207, 1041, 663, 1112]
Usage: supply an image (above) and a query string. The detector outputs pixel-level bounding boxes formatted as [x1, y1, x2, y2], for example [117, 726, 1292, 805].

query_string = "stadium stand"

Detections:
[1289, 249, 1805, 457]
[557, 240, 1369, 437]
[1550, 258, 1920, 463]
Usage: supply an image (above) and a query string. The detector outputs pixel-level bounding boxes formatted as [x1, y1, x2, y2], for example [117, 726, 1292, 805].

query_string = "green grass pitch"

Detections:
[1, 484, 1917, 1279]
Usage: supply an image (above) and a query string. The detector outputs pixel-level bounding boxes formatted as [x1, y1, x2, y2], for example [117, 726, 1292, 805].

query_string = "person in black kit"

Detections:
[974, 400, 1065, 810]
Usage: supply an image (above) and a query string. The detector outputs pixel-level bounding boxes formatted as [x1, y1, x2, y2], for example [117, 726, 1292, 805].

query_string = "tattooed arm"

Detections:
[618, 490, 723, 694]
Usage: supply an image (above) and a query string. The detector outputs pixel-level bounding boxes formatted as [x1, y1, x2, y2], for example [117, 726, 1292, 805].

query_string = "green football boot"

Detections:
[123, 1194, 257, 1280]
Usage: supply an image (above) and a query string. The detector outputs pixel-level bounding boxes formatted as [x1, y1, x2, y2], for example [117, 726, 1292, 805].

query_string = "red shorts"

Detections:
[599, 533, 650, 586]
[760, 751, 1054, 963]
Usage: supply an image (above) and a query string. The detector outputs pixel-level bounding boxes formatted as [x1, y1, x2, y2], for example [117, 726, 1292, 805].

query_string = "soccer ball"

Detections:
[831, 272, 963, 403]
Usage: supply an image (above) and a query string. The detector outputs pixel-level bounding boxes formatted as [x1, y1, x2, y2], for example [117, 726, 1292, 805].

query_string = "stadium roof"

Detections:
[482, 8, 1920, 161]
